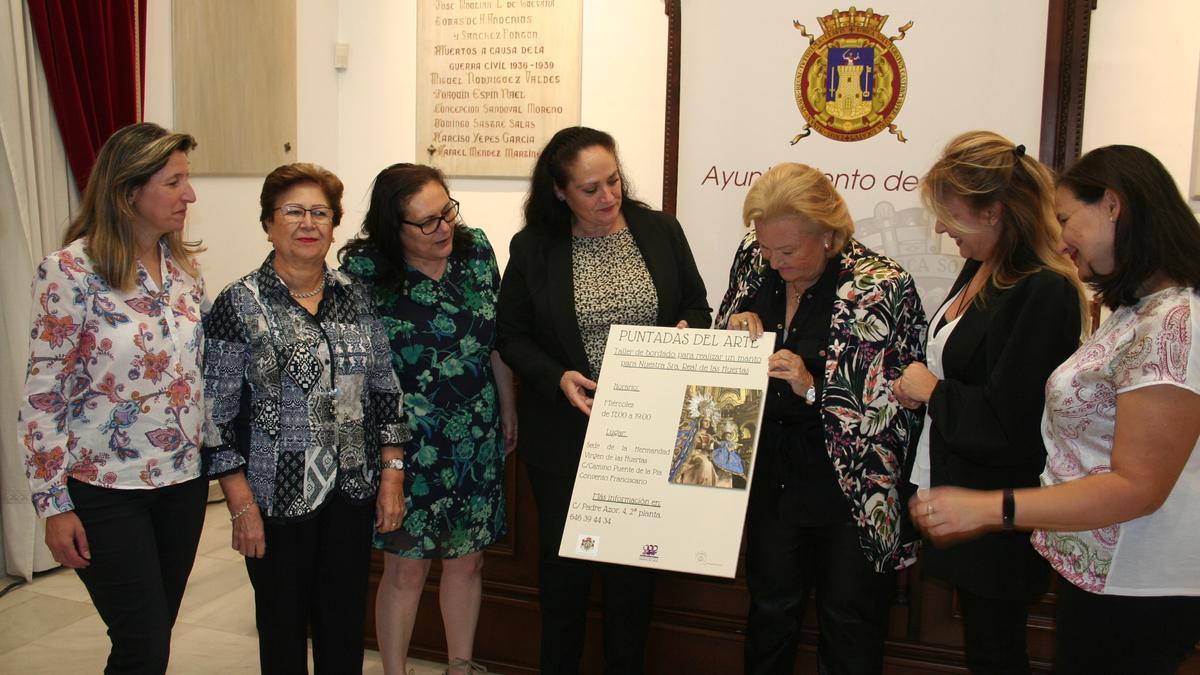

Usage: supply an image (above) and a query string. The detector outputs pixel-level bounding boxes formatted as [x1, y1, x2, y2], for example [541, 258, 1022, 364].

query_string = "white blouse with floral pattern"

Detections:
[1032, 286, 1200, 596]
[19, 238, 207, 518]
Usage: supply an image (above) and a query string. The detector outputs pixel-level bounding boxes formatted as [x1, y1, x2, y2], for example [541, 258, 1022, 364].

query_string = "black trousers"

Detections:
[1054, 575, 1200, 675]
[744, 503, 894, 675]
[68, 477, 207, 675]
[526, 463, 655, 675]
[244, 496, 375, 675]
[956, 586, 1033, 675]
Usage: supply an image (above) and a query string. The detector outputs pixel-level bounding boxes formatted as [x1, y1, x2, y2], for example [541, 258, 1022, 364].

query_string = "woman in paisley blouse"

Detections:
[717, 162, 927, 674]
[19, 122, 206, 674]
[202, 163, 410, 674]
[911, 146, 1200, 674]
[498, 126, 711, 674]
[339, 163, 517, 675]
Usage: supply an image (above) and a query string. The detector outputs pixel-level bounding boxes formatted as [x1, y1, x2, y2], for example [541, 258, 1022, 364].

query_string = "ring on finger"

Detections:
[926, 503, 935, 516]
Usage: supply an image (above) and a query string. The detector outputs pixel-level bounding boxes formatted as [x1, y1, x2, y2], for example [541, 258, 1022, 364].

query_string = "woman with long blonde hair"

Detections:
[911, 144, 1200, 674]
[895, 130, 1087, 672]
[19, 122, 207, 673]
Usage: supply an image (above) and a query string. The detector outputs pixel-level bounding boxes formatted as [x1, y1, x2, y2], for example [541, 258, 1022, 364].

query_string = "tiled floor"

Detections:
[0, 501, 450, 674]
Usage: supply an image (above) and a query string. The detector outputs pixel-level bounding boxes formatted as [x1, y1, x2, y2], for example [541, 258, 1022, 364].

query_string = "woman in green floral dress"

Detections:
[340, 164, 516, 675]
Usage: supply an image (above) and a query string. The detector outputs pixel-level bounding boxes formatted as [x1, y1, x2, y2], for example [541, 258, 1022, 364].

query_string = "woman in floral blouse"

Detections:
[911, 146, 1200, 674]
[202, 163, 410, 674]
[19, 122, 206, 674]
[718, 162, 927, 674]
[340, 163, 516, 675]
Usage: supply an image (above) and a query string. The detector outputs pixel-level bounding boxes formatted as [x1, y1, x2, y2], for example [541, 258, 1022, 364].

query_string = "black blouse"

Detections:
[750, 263, 848, 524]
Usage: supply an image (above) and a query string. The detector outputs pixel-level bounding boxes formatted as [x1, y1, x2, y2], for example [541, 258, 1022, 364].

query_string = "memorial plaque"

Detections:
[417, 0, 582, 177]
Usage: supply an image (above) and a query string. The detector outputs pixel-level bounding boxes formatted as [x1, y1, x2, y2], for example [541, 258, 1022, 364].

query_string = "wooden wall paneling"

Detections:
[661, 0, 682, 214]
[172, 0, 297, 175]
[1039, 0, 1096, 172]
[365, 457, 544, 674]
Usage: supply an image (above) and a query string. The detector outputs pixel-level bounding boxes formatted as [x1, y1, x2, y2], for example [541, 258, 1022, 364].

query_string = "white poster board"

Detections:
[676, 1, 1050, 315]
[559, 326, 774, 578]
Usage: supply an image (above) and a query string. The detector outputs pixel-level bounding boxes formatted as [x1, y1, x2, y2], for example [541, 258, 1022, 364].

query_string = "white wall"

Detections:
[1081, 0, 1200, 212]
[146, 0, 668, 292]
[147, 0, 1199, 293]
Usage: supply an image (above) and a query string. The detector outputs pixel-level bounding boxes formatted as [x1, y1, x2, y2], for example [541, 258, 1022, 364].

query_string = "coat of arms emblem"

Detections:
[792, 7, 913, 144]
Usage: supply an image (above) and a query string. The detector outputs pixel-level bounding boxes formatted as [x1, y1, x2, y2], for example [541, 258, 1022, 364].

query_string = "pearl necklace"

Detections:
[289, 276, 326, 299]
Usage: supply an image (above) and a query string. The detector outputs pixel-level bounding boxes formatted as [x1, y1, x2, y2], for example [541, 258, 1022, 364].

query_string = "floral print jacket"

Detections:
[20, 239, 207, 517]
[718, 232, 927, 571]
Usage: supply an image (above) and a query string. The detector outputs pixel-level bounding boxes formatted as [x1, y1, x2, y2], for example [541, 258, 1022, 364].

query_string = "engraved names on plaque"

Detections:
[417, 0, 582, 177]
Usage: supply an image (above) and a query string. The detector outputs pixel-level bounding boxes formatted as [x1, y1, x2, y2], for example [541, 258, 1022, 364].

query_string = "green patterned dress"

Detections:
[342, 226, 506, 558]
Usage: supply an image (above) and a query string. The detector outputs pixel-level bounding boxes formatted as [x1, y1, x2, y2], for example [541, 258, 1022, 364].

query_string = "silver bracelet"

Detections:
[229, 502, 253, 522]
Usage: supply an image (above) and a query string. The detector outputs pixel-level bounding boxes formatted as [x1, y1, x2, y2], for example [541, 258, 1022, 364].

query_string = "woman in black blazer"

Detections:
[895, 131, 1087, 674]
[497, 126, 710, 674]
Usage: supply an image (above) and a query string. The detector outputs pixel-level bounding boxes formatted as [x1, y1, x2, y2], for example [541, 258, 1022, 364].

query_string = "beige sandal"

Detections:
[443, 658, 488, 675]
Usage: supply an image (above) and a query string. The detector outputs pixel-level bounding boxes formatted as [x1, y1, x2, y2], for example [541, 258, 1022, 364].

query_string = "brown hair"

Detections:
[62, 122, 201, 290]
[523, 126, 649, 235]
[337, 163, 473, 292]
[921, 130, 1088, 332]
[258, 163, 344, 231]
[742, 162, 854, 257]
[1058, 145, 1200, 309]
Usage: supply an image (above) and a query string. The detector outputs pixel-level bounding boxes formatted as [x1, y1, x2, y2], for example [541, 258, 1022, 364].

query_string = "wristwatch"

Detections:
[382, 457, 405, 472]
[803, 384, 817, 405]
[1002, 488, 1015, 531]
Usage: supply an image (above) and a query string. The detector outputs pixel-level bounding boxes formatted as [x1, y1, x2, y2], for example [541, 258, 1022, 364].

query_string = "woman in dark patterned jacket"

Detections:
[202, 163, 411, 674]
[717, 162, 926, 675]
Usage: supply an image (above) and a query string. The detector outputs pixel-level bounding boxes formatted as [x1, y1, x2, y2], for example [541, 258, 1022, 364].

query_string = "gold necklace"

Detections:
[787, 281, 808, 304]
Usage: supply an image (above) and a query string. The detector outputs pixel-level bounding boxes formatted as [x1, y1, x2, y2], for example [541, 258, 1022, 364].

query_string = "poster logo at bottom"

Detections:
[576, 535, 598, 556]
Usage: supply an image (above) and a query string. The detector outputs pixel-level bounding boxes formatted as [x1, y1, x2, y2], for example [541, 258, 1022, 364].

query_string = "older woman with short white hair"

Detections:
[718, 162, 927, 674]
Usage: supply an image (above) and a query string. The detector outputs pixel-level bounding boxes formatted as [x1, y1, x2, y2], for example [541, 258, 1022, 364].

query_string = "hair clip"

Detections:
[1013, 144, 1026, 158]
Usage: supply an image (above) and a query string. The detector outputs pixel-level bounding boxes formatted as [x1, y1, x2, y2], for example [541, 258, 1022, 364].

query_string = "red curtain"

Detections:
[27, 0, 148, 192]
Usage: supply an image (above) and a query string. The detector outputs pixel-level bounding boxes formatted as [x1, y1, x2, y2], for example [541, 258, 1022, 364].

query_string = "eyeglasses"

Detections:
[275, 204, 334, 225]
[403, 199, 460, 235]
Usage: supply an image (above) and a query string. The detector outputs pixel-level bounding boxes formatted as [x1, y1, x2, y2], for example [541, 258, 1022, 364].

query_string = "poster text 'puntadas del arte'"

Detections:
[561, 326, 773, 578]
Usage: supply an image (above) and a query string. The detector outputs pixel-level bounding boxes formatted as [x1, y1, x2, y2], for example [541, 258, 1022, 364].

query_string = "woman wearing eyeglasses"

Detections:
[340, 163, 516, 675]
[202, 163, 411, 674]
